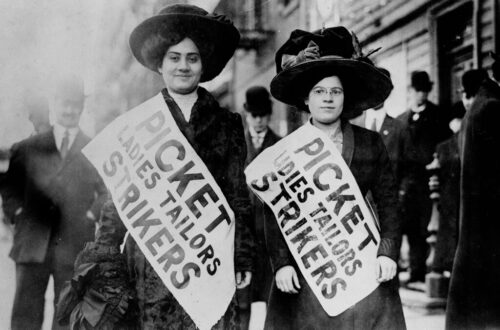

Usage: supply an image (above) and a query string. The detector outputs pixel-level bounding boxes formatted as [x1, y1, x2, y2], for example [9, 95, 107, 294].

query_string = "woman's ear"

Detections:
[158, 66, 163, 74]
[304, 97, 309, 106]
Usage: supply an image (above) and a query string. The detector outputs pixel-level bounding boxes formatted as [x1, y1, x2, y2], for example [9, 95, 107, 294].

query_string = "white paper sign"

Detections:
[245, 124, 380, 316]
[83, 93, 235, 330]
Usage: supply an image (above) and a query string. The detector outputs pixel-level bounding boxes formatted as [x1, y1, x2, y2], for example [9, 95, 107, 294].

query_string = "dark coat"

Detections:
[58, 87, 255, 329]
[432, 135, 460, 272]
[264, 122, 405, 330]
[397, 101, 452, 192]
[397, 101, 452, 280]
[446, 79, 500, 329]
[1, 129, 106, 264]
[244, 129, 280, 302]
[378, 115, 407, 184]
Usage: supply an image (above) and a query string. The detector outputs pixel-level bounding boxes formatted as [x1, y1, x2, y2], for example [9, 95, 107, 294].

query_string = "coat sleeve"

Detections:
[93, 198, 128, 246]
[371, 135, 402, 261]
[0, 142, 25, 222]
[264, 204, 295, 273]
[88, 173, 108, 223]
[226, 113, 256, 272]
[57, 197, 136, 328]
[394, 122, 409, 188]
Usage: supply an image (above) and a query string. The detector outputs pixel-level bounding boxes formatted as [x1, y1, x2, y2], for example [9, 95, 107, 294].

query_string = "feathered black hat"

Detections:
[270, 27, 392, 119]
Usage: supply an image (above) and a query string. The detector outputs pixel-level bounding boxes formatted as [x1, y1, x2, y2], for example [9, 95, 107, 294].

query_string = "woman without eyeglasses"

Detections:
[264, 27, 406, 329]
[56, 4, 254, 329]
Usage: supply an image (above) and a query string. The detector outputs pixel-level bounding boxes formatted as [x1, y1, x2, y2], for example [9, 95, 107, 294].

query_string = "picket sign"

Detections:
[245, 124, 380, 316]
[83, 93, 235, 330]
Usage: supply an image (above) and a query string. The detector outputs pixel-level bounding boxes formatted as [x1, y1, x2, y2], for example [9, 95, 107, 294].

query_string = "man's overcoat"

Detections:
[3, 129, 106, 264]
[244, 128, 280, 302]
[446, 79, 500, 329]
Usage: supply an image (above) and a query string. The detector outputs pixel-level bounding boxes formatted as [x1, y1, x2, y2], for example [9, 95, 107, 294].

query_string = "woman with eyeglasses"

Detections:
[264, 26, 406, 329]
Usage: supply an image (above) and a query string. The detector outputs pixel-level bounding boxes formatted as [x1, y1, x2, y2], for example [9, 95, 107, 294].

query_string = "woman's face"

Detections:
[160, 37, 203, 94]
[305, 76, 344, 125]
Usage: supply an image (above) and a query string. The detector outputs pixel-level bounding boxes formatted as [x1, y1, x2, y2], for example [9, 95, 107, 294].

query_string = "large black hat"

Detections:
[270, 27, 392, 119]
[244, 86, 272, 116]
[410, 71, 433, 92]
[129, 4, 240, 82]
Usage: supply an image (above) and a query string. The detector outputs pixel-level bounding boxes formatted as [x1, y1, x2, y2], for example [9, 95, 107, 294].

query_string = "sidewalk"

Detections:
[400, 284, 446, 330]
[0, 230, 446, 329]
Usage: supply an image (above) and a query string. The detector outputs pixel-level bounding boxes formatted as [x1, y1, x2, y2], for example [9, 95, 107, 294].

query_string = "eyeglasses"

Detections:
[310, 87, 344, 96]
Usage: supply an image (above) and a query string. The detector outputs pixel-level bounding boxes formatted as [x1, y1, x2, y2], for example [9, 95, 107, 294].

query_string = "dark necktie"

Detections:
[60, 130, 70, 159]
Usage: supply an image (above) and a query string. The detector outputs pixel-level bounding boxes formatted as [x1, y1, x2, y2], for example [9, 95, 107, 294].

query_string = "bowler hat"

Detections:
[270, 27, 392, 119]
[410, 71, 433, 92]
[461, 69, 488, 98]
[129, 4, 240, 82]
[244, 86, 272, 116]
[52, 74, 85, 101]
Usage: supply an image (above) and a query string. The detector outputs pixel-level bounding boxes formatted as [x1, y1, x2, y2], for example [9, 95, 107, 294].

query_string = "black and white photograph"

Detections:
[0, 0, 499, 329]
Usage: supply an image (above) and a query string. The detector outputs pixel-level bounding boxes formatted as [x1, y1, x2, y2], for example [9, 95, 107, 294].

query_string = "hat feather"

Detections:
[351, 31, 363, 58]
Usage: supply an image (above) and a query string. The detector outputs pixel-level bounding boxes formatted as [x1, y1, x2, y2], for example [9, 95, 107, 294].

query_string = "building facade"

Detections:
[224, 0, 499, 132]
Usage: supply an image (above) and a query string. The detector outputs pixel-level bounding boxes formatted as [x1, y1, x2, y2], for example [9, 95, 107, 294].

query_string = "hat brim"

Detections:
[245, 104, 272, 116]
[130, 13, 239, 82]
[270, 58, 393, 118]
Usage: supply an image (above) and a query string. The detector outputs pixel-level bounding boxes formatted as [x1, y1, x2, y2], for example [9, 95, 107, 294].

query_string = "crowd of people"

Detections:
[0, 3, 499, 330]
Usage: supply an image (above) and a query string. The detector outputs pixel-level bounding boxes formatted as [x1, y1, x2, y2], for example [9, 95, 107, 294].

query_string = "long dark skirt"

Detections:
[265, 275, 405, 330]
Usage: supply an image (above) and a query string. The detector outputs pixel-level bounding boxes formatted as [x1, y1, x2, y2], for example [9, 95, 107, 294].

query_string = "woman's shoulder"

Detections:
[198, 87, 243, 123]
[349, 123, 386, 154]
[350, 123, 382, 141]
[213, 106, 244, 130]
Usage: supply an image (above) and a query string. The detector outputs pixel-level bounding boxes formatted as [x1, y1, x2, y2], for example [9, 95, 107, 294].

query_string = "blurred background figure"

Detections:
[364, 68, 407, 185]
[425, 69, 488, 299]
[446, 57, 500, 329]
[240, 86, 280, 330]
[0, 92, 50, 237]
[26, 93, 51, 135]
[397, 70, 452, 287]
[0, 74, 106, 330]
[0, 151, 11, 241]
[362, 68, 411, 279]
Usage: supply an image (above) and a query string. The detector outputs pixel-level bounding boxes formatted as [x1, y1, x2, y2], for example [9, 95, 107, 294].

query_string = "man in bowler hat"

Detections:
[397, 71, 452, 285]
[428, 69, 488, 277]
[1, 74, 107, 330]
[240, 86, 280, 329]
[446, 61, 500, 329]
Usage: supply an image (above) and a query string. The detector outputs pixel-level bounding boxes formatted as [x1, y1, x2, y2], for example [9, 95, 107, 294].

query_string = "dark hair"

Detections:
[141, 29, 214, 73]
[299, 70, 353, 118]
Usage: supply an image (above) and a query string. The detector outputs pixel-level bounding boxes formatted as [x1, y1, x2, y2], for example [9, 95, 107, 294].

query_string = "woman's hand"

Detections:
[236, 271, 252, 289]
[375, 256, 397, 282]
[276, 265, 301, 294]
